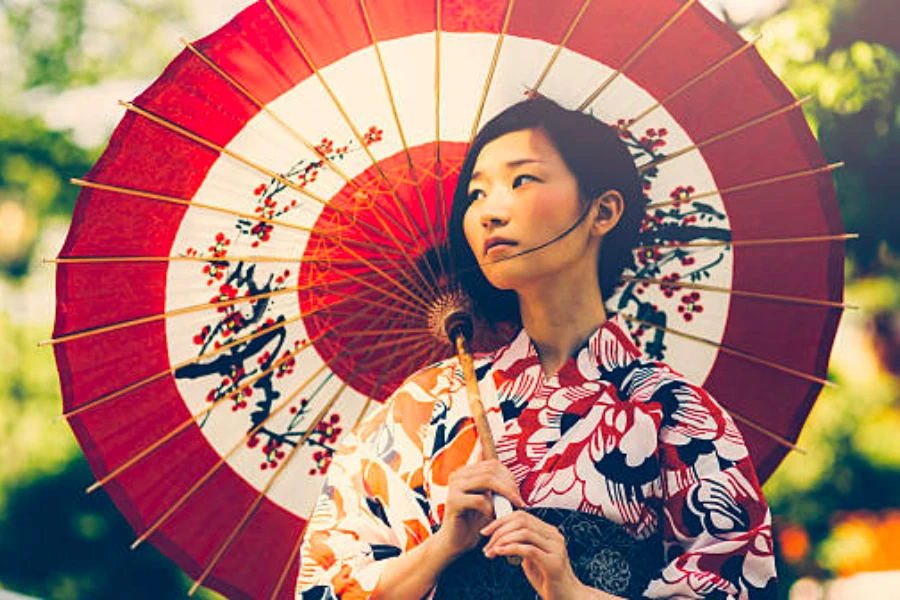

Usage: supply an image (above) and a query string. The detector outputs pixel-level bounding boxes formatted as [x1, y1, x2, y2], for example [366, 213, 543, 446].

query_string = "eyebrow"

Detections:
[470, 158, 544, 183]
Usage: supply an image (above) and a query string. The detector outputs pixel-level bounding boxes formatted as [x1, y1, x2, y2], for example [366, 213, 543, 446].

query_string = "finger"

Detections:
[451, 493, 494, 520]
[452, 463, 525, 507]
[486, 525, 561, 556]
[489, 541, 547, 563]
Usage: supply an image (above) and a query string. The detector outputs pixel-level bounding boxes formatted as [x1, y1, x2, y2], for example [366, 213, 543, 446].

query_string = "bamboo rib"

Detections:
[179, 40, 441, 301]
[46, 254, 398, 268]
[317, 284, 426, 321]
[180, 38, 354, 186]
[620, 314, 836, 388]
[89, 329, 330, 496]
[530, 0, 593, 94]
[469, 0, 517, 144]
[646, 163, 844, 210]
[639, 233, 858, 251]
[61, 313, 305, 421]
[434, 0, 446, 233]
[627, 35, 761, 128]
[622, 276, 857, 310]
[577, 0, 697, 112]
[269, 528, 307, 600]
[726, 408, 805, 454]
[70, 177, 405, 257]
[638, 97, 812, 174]
[191, 349, 389, 595]
[263, 1, 438, 269]
[120, 103, 441, 301]
[131, 361, 333, 550]
[42, 284, 302, 347]
[41, 248, 429, 347]
[357, 0, 441, 264]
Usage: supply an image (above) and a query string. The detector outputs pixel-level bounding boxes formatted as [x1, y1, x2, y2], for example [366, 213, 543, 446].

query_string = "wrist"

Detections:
[428, 527, 465, 565]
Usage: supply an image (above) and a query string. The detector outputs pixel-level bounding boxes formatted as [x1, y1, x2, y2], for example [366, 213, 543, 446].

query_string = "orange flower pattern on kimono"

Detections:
[297, 314, 776, 599]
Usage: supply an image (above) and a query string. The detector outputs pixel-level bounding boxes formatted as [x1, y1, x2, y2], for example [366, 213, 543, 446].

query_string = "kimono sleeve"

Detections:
[296, 375, 438, 599]
[644, 381, 777, 599]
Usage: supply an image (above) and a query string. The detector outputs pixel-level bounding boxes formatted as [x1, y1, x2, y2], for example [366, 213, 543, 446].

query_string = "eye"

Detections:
[513, 173, 539, 188]
[467, 188, 485, 203]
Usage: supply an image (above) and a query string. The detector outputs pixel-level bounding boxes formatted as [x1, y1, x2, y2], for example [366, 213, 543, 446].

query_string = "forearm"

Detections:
[370, 531, 456, 600]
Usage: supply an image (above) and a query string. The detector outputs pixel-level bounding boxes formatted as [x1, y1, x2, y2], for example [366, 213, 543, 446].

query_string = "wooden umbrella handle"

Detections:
[452, 326, 523, 566]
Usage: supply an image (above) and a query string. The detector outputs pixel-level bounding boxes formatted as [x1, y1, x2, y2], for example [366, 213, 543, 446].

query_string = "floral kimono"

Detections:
[296, 314, 776, 599]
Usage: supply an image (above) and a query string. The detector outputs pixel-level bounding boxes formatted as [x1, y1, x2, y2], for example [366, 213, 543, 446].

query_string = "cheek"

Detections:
[462, 208, 480, 251]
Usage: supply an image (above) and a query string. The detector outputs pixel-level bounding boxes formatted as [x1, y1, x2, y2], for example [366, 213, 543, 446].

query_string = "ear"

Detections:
[590, 190, 624, 237]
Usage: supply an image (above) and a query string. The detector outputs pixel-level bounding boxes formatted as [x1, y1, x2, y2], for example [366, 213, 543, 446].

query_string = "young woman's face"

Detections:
[462, 128, 599, 292]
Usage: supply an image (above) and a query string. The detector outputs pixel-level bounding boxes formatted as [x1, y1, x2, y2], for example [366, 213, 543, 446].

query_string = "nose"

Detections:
[478, 189, 511, 229]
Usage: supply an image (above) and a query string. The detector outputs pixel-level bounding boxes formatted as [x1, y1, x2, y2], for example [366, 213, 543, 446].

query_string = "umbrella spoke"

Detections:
[358, 0, 444, 271]
[577, 0, 698, 111]
[530, 0, 593, 95]
[47, 254, 400, 268]
[70, 177, 406, 258]
[619, 314, 836, 389]
[87, 328, 333, 496]
[60, 313, 304, 420]
[263, 1, 440, 268]
[622, 275, 857, 310]
[120, 102, 427, 259]
[434, 0, 447, 234]
[179, 40, 445, 301]
[647, 163, 844, 210]
[269, 525, 306, 600]
[469, 0, 517, 144]
[133, 362, 334, 553]
[626, 34, 762, 129]
[639, 232, 858, 250]
[638, 96, 812, 174]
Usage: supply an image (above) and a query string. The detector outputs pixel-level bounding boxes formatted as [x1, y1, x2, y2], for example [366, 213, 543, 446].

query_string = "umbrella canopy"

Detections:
[50, 0, 846, 597]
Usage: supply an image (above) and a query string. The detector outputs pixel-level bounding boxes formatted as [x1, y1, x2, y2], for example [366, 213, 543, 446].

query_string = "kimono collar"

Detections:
[495, 312, 643, 382]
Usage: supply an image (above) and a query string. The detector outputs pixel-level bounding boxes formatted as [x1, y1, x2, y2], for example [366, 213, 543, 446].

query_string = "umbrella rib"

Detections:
[263, 1, 438, 264]
[89, 328, 334, 496]
[132, 361, 333, 552]
[724, 407, 806, 455]
[357, 0, 444, 269]
[319, 285, 426, 321]
[47, 254, 399, 268]
[639, 233, 859, 251]
[269, 526, 307, 600]
[577, 0, 698, 111]
[646, 163, 845, 210]
[626, 34, 762, 128]
[530, 0, 593, 94]
[70, 177, 406, 258]
[619, 314, 836, 388]
[41, 284, 303, 347]
[180, 38, 358, 186]
[179, 40, 442, 301]
[469, 0, 517, 144]
[434, 0, 447, 234]
[622, 275, 857, 310]
[192, 344, 395, 596]
[638, 97, 812, 174]
[61, 313, 305, 421]
[120, 102, 418, 254]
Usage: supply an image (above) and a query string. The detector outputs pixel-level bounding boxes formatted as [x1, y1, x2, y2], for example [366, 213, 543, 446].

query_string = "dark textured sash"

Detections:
[433, 508, 663, 600]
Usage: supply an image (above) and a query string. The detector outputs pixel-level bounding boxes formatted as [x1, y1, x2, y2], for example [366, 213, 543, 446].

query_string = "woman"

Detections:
[297, 98, 776, 599]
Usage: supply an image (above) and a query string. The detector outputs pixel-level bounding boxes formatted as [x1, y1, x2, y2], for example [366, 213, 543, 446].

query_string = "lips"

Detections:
[483, 236, 517, 257]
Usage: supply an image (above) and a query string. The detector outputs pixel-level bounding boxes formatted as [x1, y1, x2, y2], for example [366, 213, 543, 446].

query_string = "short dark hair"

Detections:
[447, 96, 646, 325]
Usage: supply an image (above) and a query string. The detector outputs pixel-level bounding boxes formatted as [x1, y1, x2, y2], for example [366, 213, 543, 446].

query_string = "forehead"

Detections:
[472, 128, 562, 172]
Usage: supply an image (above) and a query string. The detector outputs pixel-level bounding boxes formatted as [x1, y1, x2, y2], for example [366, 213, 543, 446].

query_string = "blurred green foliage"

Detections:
[0, 0, 898, 598]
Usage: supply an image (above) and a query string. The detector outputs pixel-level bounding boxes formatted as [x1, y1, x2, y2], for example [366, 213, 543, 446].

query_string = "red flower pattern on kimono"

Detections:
[297, 314, 776, 599]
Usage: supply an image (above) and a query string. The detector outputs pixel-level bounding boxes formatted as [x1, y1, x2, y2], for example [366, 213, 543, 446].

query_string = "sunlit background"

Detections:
[1, 0, 898, 598]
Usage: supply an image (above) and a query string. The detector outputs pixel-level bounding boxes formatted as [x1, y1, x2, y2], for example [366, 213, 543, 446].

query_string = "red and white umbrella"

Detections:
[50, 0, 848, 597]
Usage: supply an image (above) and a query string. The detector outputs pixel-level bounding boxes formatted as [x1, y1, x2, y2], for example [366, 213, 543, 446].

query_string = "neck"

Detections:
[517, 270, 608, 378]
